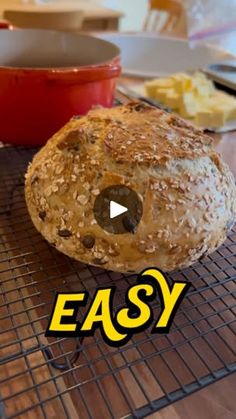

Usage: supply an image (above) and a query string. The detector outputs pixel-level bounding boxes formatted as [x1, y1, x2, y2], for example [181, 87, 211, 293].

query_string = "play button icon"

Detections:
[94, 185, 143, 234]
[110, 201, 128, 219]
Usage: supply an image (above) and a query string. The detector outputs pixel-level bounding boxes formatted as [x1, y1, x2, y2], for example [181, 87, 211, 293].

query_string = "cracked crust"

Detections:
[25, 102, 236, 272]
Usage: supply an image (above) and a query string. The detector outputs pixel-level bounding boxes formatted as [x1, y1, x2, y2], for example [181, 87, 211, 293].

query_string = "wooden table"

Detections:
[0, 1, 124, 31]
[147, 374, 236, 419]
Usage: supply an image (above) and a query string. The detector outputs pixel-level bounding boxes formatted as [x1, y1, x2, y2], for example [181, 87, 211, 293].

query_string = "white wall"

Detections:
[95, 0, 148, 31]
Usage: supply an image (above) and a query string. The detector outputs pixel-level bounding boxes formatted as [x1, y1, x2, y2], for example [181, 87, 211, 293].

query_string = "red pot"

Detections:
[0, 21, 11, 29]
[0, 29, 121, 146]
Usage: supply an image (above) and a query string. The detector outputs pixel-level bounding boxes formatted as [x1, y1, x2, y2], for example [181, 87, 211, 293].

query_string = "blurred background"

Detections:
[1, 0, 235, 55]
[0, 0, 178, 31]
[95, 0, 148, 31]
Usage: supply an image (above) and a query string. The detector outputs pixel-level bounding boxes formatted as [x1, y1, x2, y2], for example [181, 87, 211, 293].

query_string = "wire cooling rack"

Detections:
[0, 143, 236, 419]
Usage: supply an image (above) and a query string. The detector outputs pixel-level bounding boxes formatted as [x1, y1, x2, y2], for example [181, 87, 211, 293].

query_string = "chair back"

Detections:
[144, 0, 184, 33]
[149, 0, 182, 13]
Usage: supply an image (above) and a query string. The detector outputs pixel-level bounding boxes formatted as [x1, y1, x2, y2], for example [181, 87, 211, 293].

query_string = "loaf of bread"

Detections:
[25, 102, 236, 273]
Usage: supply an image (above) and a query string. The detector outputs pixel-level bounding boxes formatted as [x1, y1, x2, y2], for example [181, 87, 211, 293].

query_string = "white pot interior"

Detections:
[0, 29, 120, 68]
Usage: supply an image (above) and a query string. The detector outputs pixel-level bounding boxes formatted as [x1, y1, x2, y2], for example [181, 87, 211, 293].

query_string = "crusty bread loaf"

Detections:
[25, 102, 236, 273]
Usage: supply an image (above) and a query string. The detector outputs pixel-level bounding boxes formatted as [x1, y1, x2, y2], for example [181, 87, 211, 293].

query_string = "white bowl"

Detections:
[97, 33, 235, 78]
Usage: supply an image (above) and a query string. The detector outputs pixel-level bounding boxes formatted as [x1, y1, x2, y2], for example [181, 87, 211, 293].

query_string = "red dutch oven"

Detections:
[0, 29, 121, 146]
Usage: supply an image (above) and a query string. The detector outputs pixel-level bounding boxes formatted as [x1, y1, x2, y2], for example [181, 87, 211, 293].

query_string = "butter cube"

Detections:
[215, 103, 236, 121]
[195, 89, 236, 127]
[207, 80, 215, 94]
[144, 72, 236, 126]
[195, 81, 215, 97]
[179, 92, 198, 118]
[165, 90, 181, 109]
[145, 81, 159, 98]
[195, 110, 213, 127]
[180, 103, 197, 118]
[213, 91, 231, 102]
[155, 88, 170, 103]
[171, 73, 193, 93]
[195, 83, 212, 97]
[145, 78, 174, 98]
[207, 109, 226, 127]
[214, 93, 236, 119]
[153, 78, 175, 88]
[195, 108, 226, 128]
[191, 72, 215, 98]
[228, 103, 236, 119]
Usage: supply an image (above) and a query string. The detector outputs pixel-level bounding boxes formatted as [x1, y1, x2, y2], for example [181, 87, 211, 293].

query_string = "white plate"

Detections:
[96, 33, 234, 78]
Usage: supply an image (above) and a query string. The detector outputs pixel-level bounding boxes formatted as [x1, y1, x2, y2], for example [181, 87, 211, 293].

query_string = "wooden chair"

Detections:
[143, 0, 185, 33]
[3, 9, 84, 32]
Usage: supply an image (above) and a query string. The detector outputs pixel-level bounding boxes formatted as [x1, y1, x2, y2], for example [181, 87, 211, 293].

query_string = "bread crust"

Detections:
[25, 102, 236, 272]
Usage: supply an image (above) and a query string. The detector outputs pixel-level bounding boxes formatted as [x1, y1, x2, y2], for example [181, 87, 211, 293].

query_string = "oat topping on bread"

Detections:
[25, 102, 236, 272]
